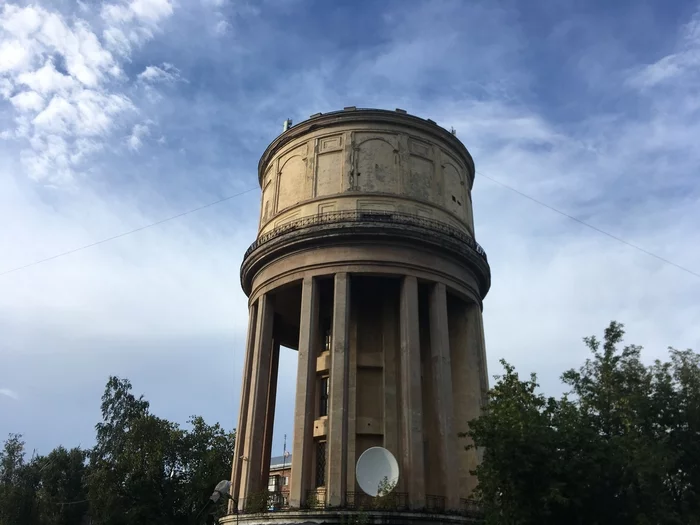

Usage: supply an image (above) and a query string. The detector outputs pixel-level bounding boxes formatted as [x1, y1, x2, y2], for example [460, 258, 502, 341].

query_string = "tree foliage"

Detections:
[467, 321, 700, 525]
[0, 376, 235, 525]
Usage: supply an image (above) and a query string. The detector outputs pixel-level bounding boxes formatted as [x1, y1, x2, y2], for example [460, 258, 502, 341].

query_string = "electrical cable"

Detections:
[476, 170, 700, 279]
[1, 172, 697, 280]
[0, 187, 258, 277]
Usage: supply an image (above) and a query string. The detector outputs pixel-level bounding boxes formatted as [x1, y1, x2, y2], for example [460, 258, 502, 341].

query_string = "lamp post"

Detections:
[194, 480, 232, 524]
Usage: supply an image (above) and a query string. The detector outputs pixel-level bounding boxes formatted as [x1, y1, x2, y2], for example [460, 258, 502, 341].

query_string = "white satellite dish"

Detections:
[355, 447, 399, 497]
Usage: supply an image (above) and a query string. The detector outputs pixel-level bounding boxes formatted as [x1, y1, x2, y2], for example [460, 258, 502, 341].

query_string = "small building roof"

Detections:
[270, 454, 292, 470]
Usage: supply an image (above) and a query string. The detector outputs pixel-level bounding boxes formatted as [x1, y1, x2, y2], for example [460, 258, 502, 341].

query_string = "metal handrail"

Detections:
[243, 210, 488, 262]
[303, 488, 327, 509]
[426, 494, 446, 513]
[345, 491, 410, 511]
[230, 491, 484, 518]
[459, 498, 485, 518]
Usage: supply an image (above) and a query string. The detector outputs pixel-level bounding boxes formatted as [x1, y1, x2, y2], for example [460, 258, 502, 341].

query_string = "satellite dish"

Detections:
[355, 447, 399, 497]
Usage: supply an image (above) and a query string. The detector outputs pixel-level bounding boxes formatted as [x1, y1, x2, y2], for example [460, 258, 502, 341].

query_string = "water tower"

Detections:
[224, 108, 490, 523]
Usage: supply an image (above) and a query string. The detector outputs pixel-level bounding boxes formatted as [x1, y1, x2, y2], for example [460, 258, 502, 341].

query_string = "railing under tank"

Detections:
[232, 490, 483, 519]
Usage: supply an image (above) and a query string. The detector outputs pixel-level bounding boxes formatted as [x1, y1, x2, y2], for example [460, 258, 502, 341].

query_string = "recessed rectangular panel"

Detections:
[274, 211, 300, 228]
[356, 199, 396, 212]
[409, 138, 431, 158]
[316, 151, 342, 196]
[318, 203, 336, 215]
[319, 134, 343, 152]
[407, 155, 434, 201]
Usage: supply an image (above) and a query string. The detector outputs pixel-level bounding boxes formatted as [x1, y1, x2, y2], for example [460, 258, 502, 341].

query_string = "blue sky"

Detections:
[1, 0, 699, 460]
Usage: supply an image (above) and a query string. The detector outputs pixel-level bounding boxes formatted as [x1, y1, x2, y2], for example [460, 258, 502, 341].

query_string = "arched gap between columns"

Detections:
[348, 276, 402, 496]
[263, 281, 302, 508]
[265, 278, 338, 508]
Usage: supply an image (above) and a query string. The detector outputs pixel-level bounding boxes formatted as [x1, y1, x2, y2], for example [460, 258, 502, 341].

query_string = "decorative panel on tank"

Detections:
[278, 145, 308, 211]
[409, 137, 431, 158]
[318, 202, 336, 214]
[316, 151, 343, 197]
[407, 155, 434, 201]
[443, 162, 465, 220]
[275, 210, 300, 228]
[260, 167, 275, 224]
[465, 195, 474, 230]
[355, 135, 398, 193]
[357, 199, 396, 212]
[319, 134, 343, 153]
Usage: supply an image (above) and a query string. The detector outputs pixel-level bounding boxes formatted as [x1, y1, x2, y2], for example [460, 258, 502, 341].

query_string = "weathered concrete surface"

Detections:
[231, 109, 491, 513]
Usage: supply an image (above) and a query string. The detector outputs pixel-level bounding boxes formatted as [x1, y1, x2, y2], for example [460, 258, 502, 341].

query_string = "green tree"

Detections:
[87, 376, 235, 525]
[467, 321, 700, 525]
[34, 446, 89, 525]
[174, 416, 236, 520]
[0, 376, 236, 525]
[0, 434, 40, 525]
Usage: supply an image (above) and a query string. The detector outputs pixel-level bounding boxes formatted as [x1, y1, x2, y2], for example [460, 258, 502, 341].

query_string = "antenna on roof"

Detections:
[283, 119, 292, 132]
[450, 127, 457, 136]
[282, 434, 288, 472]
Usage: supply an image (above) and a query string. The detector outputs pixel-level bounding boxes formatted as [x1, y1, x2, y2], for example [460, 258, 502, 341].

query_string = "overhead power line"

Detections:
[476, 171, 700, 279]
[1, 172, 697, 280]
[0, 187, 258, 277]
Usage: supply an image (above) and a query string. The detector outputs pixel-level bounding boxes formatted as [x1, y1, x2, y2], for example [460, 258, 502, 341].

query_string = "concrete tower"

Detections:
[227, 107, 490, 521]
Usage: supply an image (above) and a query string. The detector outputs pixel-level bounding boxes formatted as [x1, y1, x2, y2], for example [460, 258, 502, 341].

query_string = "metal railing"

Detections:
[244, 210, 488, 262]
[267, 491, 288, 511]
[231, 490, 484, 519]
[345, 491, 409, 511]
[425, 494, 446, 513]
[303, 488, 327, 509]
[235, 491, 289, 514]
[460, 498, 485, 519]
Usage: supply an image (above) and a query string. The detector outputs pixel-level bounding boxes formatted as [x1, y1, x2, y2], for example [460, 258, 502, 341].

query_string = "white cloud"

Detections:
[0, 2, 174, 184]
[627, 10, 700, 89]
[101, 0, 174, 25]
[214, 19, 230, 35]
[101, 0, 174, 50]
[16, 60, 77, 95]
[0, 5, 43, 39]
[0, 169, 254, 344]
[138, 62, 182, 83]
[10, 90, 44, 112]
[127, 122, 150, 150]
[0, 39, 33, 73]
[199, 0, 235, 36]
[0, 388, 19, 400]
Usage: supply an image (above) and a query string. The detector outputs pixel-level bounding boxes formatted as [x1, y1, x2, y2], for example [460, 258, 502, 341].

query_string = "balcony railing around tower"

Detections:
[231, 491, 484, 520]
[244, 210, 488, 262]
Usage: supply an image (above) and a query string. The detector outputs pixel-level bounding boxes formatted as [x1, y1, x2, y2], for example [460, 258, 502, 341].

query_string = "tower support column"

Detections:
[399, 275, 426, 509]
[239, 293, 275, 507]
[230, 302, 258, 512]
[467, 303, 489, 465]
[327, 273, 350, 507]
[289, 277, 320, 508]
[429, 283, 459, 508]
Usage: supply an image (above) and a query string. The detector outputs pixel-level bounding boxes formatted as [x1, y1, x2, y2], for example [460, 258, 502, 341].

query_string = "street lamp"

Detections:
[194, 480, 233, 524]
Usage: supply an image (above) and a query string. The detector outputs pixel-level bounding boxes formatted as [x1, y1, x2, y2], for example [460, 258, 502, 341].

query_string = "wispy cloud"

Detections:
[0, 388, 19, 400]
[137, 62, 182, 84]
[628, 10, 700, 89]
